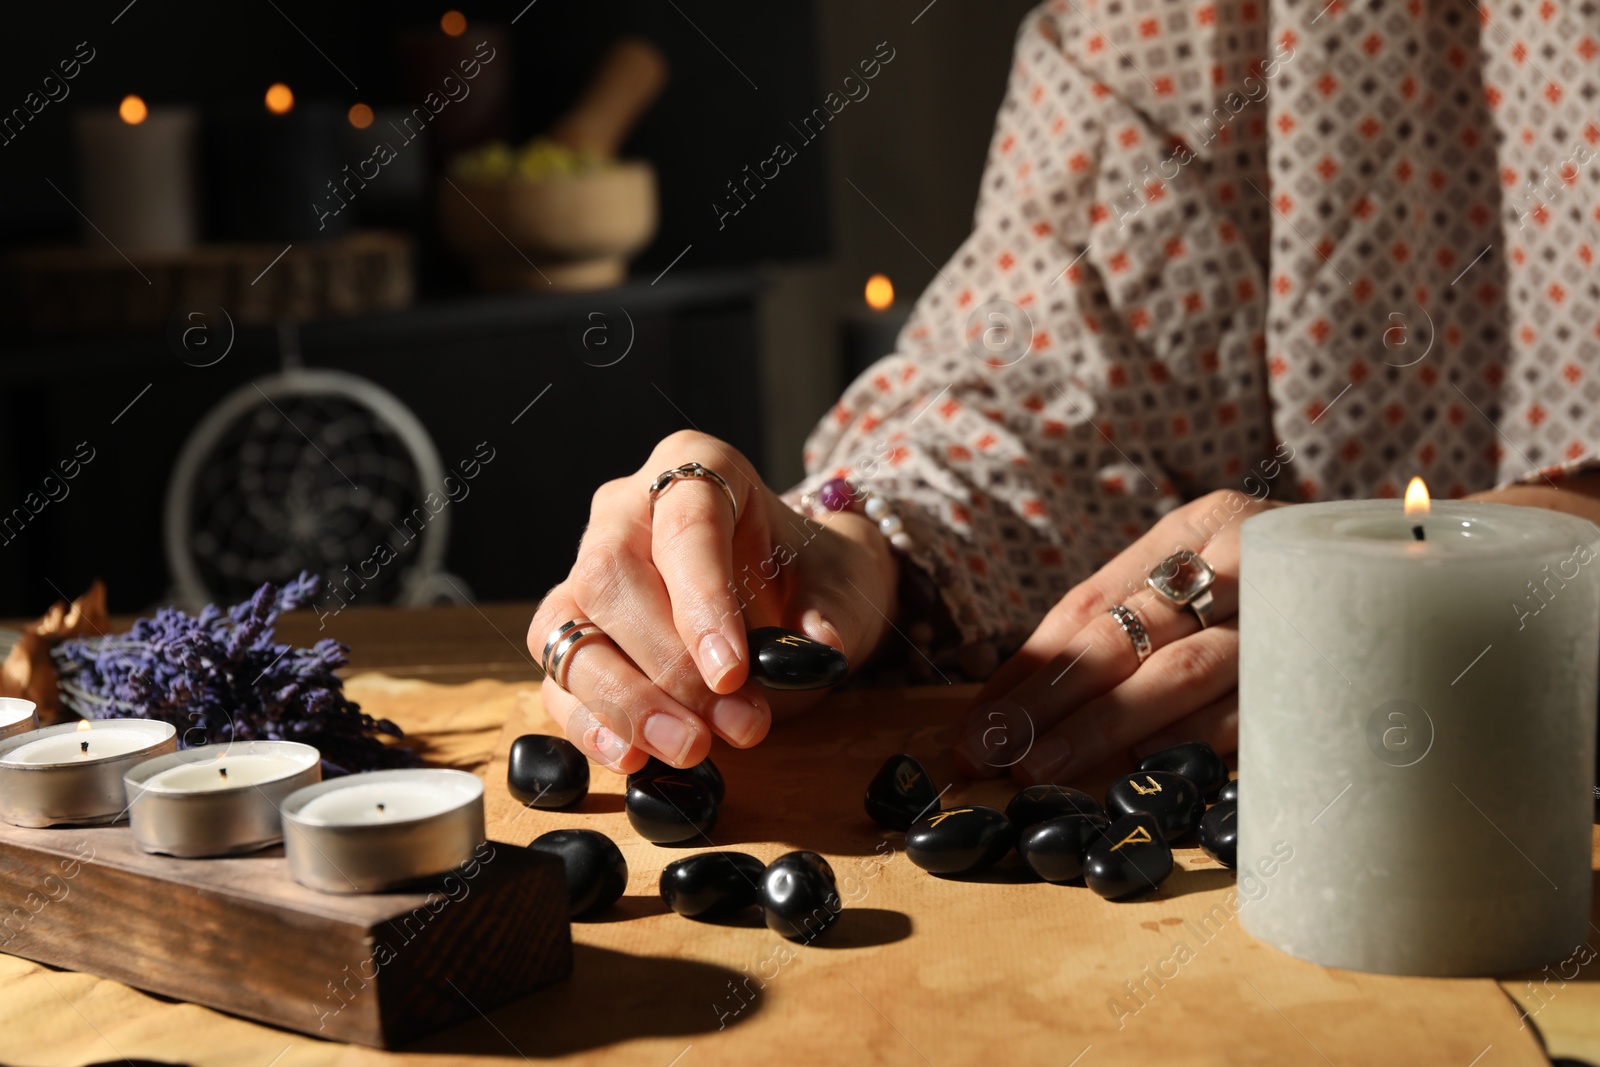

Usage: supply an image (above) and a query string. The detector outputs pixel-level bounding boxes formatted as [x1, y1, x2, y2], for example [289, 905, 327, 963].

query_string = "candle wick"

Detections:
[377, 802, 386, 812]
[80, 740, 89, 754]
[1411, 524, 1426, 542]
[219, 767, 227, 778]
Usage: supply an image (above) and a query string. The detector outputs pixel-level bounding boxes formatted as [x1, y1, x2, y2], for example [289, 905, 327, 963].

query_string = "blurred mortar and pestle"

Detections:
[439, 37, 668, 291]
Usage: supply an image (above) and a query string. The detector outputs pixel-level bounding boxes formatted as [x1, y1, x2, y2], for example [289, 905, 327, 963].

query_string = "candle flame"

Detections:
[265, 83, 295, 115]
[75, 720, 92, 733]
[1404, 476, 1431, 518]
[865, 274, 894, 311]
[118, 95, 148, 125]
[440, 9, 467, 35]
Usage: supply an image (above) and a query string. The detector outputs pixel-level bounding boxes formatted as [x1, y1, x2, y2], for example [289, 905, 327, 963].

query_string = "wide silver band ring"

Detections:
[1145, 549, 1218, 630]
[648, 462, 738, 524]
[1109, 604, 1152, 664]
[540, 618, 609, 691]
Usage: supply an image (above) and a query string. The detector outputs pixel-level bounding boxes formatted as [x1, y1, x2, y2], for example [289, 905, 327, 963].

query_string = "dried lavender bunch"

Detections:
[52, 572, 415, 775]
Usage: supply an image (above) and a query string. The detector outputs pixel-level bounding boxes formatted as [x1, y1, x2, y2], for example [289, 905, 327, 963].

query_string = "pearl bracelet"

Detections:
[797, 476, 915, 554]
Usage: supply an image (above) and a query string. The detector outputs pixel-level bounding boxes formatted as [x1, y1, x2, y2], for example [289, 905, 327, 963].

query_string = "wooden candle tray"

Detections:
[0, 820, 572, 1048]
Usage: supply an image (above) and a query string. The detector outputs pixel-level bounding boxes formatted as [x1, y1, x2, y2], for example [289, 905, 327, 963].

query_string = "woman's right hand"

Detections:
[527, 430, 899, 773]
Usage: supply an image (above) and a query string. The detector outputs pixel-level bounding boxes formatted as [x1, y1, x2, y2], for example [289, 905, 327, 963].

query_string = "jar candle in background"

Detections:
[72, 95, 199, 252]
[206, 83, 348, 242]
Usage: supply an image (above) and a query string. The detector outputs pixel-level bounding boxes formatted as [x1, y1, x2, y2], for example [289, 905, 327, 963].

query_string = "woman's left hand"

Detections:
[954, 489, 1285, 785]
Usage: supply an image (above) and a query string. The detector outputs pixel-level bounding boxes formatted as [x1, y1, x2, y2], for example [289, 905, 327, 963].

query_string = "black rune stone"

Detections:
[747, 627, 849, 690]
[761, 850, 841, 941]
[507, 734, 590, 809]
[864, 754, 941, 832]
[1216, 778, 1238, 805]
[1138, 741, 1229, 799]
[625, 774, 717, 845]
[1083, 812, 1174, 900]
[1105, 770, 1204, 842]
[1004, 784, 1105, 830]
[1018, 812, 1110, 884]
[527, 829, 628, 918]
[1198, 799, 1238, 869]
[905, 805, 1014, 876]
[628, 755, 725, 804]
[660, 851, 766, 919]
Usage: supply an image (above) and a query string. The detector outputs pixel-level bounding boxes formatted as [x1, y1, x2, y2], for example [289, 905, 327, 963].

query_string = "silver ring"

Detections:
[540, 618, 608, 690]
[648, 462, 738, 524]
[1109, 604, 1152, 664]
[1145, 549, 1218, 630]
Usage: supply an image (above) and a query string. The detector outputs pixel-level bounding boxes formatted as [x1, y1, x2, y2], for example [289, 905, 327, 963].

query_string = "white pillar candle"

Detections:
[0, 698, 38, 741]
[282, 769, 485, 893]
[1239, 494, 1600, 975]
[0, 719, 176, 827]
[124, 740, 321, 857]
[72, 95, 198, 252]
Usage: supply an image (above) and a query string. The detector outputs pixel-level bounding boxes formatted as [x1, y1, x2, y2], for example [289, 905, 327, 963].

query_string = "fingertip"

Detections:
[799, 607, 845, 652]
[708, 689, 771, 749]
[698, 630, 748, 694]
[641, 710, 712, 768]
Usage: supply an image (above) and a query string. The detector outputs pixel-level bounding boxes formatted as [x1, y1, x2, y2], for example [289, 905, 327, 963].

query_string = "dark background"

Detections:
[0, 0, 1035, 617]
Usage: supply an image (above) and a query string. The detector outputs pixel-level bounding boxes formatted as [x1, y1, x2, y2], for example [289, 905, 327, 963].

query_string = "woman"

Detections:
[528, 0, 1600, 784]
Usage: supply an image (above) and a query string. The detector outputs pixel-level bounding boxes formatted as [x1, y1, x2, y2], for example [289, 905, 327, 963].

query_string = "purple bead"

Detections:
[818, 477, 855, 512]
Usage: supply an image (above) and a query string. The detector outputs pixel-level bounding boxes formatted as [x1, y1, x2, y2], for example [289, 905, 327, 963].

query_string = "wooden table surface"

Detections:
[0, 603, 1594, 1066]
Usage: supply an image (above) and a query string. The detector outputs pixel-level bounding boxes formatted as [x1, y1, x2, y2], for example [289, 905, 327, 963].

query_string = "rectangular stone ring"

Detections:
[1146, 549, 1217, 629]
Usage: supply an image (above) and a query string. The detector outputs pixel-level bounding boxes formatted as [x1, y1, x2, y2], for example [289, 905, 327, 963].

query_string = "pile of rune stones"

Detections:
[509, 626, 1237, 941]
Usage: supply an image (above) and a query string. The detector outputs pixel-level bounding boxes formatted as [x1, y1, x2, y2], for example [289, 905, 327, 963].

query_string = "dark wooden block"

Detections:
[0, 821, 571, 1047]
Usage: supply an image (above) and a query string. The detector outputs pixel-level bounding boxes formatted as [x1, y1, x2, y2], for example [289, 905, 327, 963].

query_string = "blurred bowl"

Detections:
[438, 162, 658, 291]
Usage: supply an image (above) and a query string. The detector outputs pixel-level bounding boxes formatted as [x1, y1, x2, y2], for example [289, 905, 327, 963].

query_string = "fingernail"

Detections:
[643, 712, 694, 765]
[800, 607, 843, 650]
[709, 694, 766, 747]
[1018, 738, 1073, 784]
[699, 632, 740, 689]
[584, 723, 629, 768]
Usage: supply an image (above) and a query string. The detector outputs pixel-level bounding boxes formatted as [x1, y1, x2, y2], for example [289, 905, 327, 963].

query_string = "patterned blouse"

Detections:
[788, 0, 1600, 679]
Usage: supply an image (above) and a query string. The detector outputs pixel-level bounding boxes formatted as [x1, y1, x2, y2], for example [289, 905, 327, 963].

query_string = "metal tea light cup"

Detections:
[281, 768, 486, 894]
[0, 698, 39, 741]
[124, 740, 322, 857]
[0, 719, 177, 827]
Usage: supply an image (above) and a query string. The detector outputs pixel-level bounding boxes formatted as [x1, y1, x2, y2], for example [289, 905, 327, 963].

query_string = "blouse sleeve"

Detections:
[788, 1, 1281, 677]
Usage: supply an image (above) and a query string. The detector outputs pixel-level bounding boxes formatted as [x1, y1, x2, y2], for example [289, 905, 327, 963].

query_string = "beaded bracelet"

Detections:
[797, 476, 916, 554]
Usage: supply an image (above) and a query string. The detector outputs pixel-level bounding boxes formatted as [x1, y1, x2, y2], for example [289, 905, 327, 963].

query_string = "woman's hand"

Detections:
[955, 489, 1284, 785]
[528, 430, 898, 773]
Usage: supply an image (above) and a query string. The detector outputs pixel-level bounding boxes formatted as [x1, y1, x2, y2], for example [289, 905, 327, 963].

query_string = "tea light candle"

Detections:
[124, 740, 321, 857]
[1239, 485, 1600, 975]
[0, 719, 177, 827]
[281, 768, 485, 893]
[0, 698, 39, 741]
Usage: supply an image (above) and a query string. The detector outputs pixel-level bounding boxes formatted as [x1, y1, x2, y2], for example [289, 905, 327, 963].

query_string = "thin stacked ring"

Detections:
[541, 619, 608, 691]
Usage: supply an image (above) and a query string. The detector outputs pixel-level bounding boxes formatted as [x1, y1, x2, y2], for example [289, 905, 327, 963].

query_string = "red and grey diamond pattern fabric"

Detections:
[790, 0, 1600, 660]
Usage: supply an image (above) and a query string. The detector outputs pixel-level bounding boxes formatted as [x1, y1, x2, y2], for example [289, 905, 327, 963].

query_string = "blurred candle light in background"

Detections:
[264, 82, 294, 115]
[73, 92, 199, 251]
[347, 102, 375, 129]
[865, 272, 894, 311]
[440, 9, 467, 36]
[118, 94, 148, 125]
[844, 273, 909, 379]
